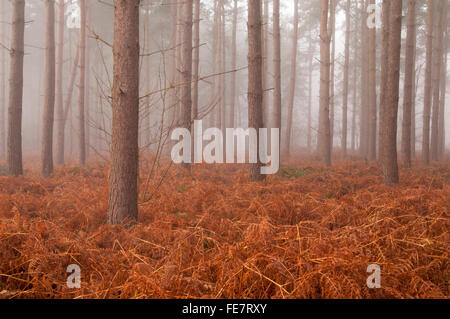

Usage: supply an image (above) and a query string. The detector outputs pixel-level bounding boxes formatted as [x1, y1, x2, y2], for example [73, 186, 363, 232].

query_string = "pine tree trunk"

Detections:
[359, 0, 368, 157]
[262, 0, 269, 128]
[378, 0, 390, 161]
[192, 0, 200, 121]
[285, 0, 299, 158]
[438, 14, 448, 158]
[382, 0, 403, 184]
[422, 0, 434, 164]
[307, 30, 313, 152]
[168, 1, 178, 132]
[7, 0, 25, 176]
[430, 0, 446, 161]
[108, 0, 141, 225]
[41, 0, 56, 177]
[85, 6, 91, 159]
[0, 0, 6, 160]
[248, 0, 265, 181]
[329, 0, 336, 154]
[55, 0, 65, 165]
[401, 0, 416, 168]
[78, 0, 86, 165]
[273, 0, 281, 152]
[319, 0, 331, 167]
[181, 0, 193, 170]
[230, 0, 238, 128]
[367, 0, 377, 161]
[342, 0, 350, 159]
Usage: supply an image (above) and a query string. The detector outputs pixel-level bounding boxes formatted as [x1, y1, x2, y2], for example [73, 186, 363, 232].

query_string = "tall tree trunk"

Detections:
[401, 0, 416, 168]
[273, 0, 281, 151]
[192, 0, 200, 121]
[382, 0, 402, 184]
[319, 0, 332, 167]
[7, 0, 25, 176]
[85, 6, 91, 159]
[342, 0, 350, 159]
[108, 0, 141, 225]
[367, 0, 377, 161]
[378, 0, 390, 160]
[307, 30, 313, 151]
[329, 0, 336, 154]
[78, 0, 86, 165]
[430, 0, 446, 161]
[0, 0, 6, 159]
[248, 0, 265, 181]
[55, 0, 65, 165]
[422, 0, 434, 164]
[181, 0, 193, 170]
[359, 0, 369, 157]
[285, 0, 299, 158]
[411, 39, 417, 158]
[168, 1, 178, 132]
[262, 0, 269, 128]
[41, 0, 56, 177]
[230, 0, 238, 128]
[438, 16, 448, 158]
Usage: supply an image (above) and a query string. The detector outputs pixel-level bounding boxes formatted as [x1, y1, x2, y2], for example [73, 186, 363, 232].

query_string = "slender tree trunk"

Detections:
[273, 0, 281, 151]
[262, 0, 269, 128]
[378, 0, 390, 160]
[329, 0, 336, 154]
[78, 0, 86, 165]
[367, 0, 377, 161]
[181, 0, 193, 170]
[411, 39, 417, 158]
[85, 6, 91, 159]
[230, 0, 238, 128]
[7, 0, 25, 176]
[285, 0, 299, 158]
[382, 0, 402, 184]
[41, 0, 56, 177]
[422, 0, 434, 164]
[168, 1, 178, 132]
[342, 0, 350, 159]
[430, 0, 446, 161]
[248, 0, 265, 181]
[55, 0, 65, 165]
[359, 0, 368, 157]
[0, 0, 6, 160]
[307, 30, 313, 151]
[192, 0, 200, 121]
[401, 0, 416, 168]
[438, 18, 448, 158]
[319, 0, 331, 167]
[108, 0, 141, 225]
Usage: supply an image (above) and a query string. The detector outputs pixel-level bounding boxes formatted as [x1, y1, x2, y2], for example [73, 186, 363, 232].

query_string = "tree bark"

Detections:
[7, 0, 25, 176]
[382, 0, 402, 184]
[273, 0, 281, 150]
[0, 0, 6, 160]
[401, 0, 416, 168]
[285, 0, 299, 158]
[378, 0, 390, 161]
[41, 0, 56, 177]
[422, 0, 434, 164]
[342, 0, 350, 159]
[248, 0, 265, 181]
[359, 0, 369, 157]
[108, 0, 141, 225]
[319, 0, 331, 167]
[181, 0, 193, 170]
[230, 0, 238, 128]
[55, 0, 65, 165]
[192, 0, 200, 121]
[329, 0, 336, 154]
[430, 0, 446, 161]
[438, 13, 448, 158]
[78, 0, 86, 165]
[367, 0, 377, 161]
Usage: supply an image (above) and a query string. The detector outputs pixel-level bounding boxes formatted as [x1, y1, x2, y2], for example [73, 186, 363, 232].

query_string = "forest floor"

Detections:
[0, 157, 448, 299]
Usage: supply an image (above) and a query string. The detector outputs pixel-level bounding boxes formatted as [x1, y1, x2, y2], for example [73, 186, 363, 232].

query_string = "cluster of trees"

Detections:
[0, 0, 448, 223]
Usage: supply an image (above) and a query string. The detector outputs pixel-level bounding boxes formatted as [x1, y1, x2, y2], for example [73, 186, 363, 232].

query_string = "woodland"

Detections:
[0, 0, 448, 299]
